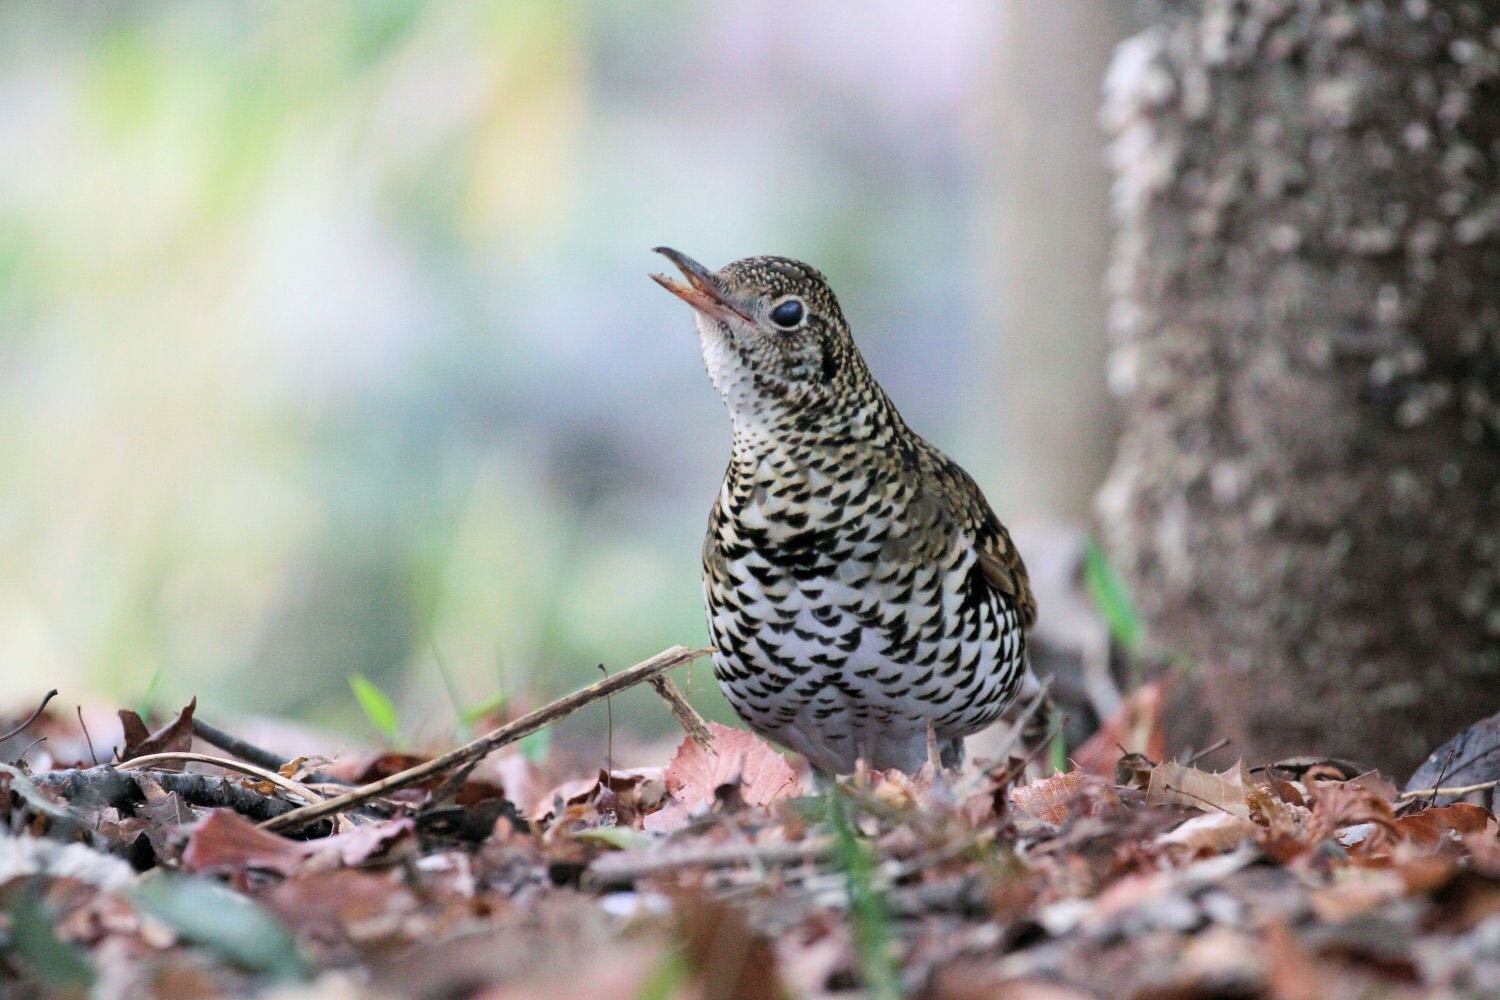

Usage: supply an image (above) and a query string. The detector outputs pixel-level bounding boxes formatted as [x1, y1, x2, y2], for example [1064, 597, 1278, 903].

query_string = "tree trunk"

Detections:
[1100, 0, 1500, 776]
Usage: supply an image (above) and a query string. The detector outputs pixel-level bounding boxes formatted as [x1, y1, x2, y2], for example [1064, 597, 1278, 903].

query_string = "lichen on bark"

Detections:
[1101, 0, 1500, 775]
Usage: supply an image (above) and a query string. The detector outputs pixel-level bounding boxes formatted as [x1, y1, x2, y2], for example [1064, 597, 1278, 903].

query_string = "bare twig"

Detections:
[1163, 782, 1239, 817]
[1184, 737, 1232, 767]
[599, 663, 613, 775]
[115, 751, 324, 805]
[1014, 714, 1066, 776]
[989, 676, 1054, 764]
[76, 706, 99, 767]
[30, 765, 302, 823]
[586, 836, 832, 889]
[425, 758, 482, 809]
[1424, 746, 1458, 809]
[649, 675, 713, 747]
[263, 645, 711, 833]
[190, 718, 289, 772]
[0, 689, 58, 744]
[1397, 778, 1498, 801]
[191, 717, 339, 786]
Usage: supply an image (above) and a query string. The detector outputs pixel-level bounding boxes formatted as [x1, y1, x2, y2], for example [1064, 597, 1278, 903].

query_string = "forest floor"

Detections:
[2, 646, 1498, 1000]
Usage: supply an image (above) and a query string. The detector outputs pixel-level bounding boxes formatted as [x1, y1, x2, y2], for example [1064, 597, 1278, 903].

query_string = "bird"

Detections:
[652, 248, 1037, 775]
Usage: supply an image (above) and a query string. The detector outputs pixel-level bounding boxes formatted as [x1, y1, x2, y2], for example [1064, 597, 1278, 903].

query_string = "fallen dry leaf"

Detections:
[1264, 919, 1328, 1000]
[645, 724, 801, 832]
[1071, 680, 1167, 778]
[673, 888, 791, 1000]
[1154, 811, 1258, 857]
[1008, 770, 1121, 825]
[117, 698, 197, 765]
[1393, 802, 1495, 846]
[183, 809, 414, 877]
[1146, 760, 1252, 820]
[532, 767, 667, 828]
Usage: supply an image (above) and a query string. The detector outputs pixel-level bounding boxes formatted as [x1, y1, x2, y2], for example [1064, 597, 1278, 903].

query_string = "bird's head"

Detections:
[652, 248, 860, 425]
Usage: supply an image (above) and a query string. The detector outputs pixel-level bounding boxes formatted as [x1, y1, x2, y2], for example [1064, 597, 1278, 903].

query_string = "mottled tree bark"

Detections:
[1100, 0, 1500, 775]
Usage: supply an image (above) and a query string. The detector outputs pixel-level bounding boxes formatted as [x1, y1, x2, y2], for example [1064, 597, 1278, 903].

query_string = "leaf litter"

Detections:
[1, 674, 1498, 999]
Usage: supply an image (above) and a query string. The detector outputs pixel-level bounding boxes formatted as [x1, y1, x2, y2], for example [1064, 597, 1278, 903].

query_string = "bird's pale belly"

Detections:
[705, 550, 1026, 773]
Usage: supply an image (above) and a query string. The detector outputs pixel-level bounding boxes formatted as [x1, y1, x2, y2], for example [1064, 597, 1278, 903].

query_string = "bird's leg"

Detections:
[939, 738, 965, 770]
[925, 720, 942, 771]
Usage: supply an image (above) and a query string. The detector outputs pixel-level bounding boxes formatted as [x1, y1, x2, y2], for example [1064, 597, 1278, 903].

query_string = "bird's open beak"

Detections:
[651, 247, 755, 324]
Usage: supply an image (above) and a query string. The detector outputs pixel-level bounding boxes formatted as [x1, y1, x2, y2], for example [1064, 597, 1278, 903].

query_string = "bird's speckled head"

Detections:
[653, 248, 864, 428]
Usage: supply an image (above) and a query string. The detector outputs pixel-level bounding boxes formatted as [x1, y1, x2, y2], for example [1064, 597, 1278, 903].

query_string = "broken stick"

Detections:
[649, 675, 713, 747]
[262, 644, 711, 833]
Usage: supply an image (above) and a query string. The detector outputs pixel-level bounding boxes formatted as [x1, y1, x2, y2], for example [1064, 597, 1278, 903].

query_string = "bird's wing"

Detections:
[973, 514, 1037, 628]
[923, 446, 1038, 628]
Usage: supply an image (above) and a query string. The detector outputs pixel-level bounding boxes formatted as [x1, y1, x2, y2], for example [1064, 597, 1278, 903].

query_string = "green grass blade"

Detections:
[347, 672, 401, 742]
[828, 790, 902, 1000]
[1083, 539, 1144, 653]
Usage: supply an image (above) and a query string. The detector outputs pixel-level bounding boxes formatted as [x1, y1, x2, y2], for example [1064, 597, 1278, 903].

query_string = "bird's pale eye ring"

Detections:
[768, 297, 806, 329]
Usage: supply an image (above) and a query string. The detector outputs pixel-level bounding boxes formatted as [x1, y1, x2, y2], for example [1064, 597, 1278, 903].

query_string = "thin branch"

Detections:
[586, 836, 832, 890]
[30, 765, 302, 823]
[649, 675, 713, 747]
[599, 663, 613, 775]
[1397, 778, 1498, 801]
[1184, 737, 1231, 767]
[424, 757, 481, 809]
[76, 706, 99, 767]
[1163, 782, 1240, 817]
[262, 644, 711, 833]
[191, 717, 339, 786]
[1014, 714, 1066, 776]
[988, 676, 1055, 764]
[115, 751, 324, 805]
[0, 689, 58, 744]
[190, 717, 291, 772]
[1424, 747, 1458, 808]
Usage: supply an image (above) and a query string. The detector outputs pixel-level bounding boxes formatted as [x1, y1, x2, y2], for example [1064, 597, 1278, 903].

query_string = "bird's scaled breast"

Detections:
[703, 450, 1025, 753]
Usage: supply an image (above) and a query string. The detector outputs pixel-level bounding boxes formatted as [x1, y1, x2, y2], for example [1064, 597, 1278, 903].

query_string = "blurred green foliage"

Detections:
[829, 790, 902, 1000]
[1083, 539, 1144, 655]
[4, 880, 97, 993]
[129, 873, 309, 979]
[0, 1, 989, 751]
[348, 672, 402, 742]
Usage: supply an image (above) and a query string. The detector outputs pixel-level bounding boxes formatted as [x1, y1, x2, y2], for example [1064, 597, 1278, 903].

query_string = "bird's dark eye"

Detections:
[769, 298, 805, 329]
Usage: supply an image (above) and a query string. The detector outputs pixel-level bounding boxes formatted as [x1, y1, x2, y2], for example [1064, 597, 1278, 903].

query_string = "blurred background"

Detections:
[0, 2, 1127, 754]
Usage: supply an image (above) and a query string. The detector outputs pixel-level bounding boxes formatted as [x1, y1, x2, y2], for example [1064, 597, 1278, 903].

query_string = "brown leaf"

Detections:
[1114, 751, 1156, 790]
[929, 967, 1096, 1000]
[1306, 776, 1396, 845]
[183, 808, 312, 876]
[321, 817, 416, 866]
[1261, 756, 1368, 781]
[1392, 802, 1495, 846]
[183, 808, 414, 876]
[1145, 760, 1252, 820]
[116, 698, 197, 765]
[1071, 680, 1167, 778]
[532, 767, 666, 828]
[1153, 812, 1258, 857]
[1266, 923, 1326, 1000]
[672, 889, 791, 1000]
[472, 940, 673, 1000]
[1008, 770, 1120, 825]
[654, 723, 800, 824]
